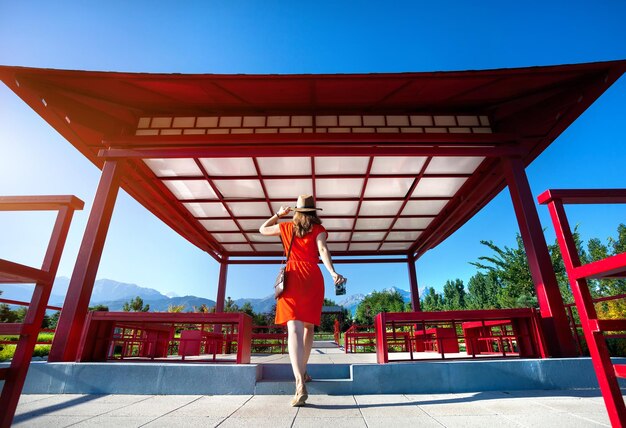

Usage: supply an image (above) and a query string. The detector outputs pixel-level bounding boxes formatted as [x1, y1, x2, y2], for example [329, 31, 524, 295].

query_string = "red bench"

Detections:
[375, 308, 546, 363]
[344, 324, 411, 353]
[78, 311, 252, 364]
[462, 319, 527, 357]
[413, 327, 459, 353]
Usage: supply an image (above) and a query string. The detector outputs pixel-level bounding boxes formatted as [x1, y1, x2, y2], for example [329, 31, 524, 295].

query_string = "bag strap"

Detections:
[283, 226, 296, 264]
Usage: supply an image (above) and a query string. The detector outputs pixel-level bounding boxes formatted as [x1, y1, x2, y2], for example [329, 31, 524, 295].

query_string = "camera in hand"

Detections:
[335, 277, 347, 295]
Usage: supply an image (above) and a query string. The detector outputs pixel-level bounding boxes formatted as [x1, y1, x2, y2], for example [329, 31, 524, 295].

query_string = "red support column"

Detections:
[49, 160, 125, 362]
[408, 258, 421, 311]
[214, 257, 229, 313]
[502, 157, 577, 357]
[213, 257, 228, 334]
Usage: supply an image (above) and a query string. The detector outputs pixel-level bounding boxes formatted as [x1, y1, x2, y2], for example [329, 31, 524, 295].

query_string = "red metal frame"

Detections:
[503, 157, 578, 357]
[407, 259, 421, 311]
[1, 62, 624, 375]
[49, 161, 124, 363]
[539, 188, 626, 427]
[565, 293, 626, 356]
[374, 308, 546, 364]
[77, 311, 252, 364]
[344, 324, 411, 354]
[251, 325, 288, 354]
[0, 195, 84, 428]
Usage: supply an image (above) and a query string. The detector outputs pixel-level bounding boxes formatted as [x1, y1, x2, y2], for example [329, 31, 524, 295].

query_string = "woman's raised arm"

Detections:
[259, 205, 291, 236]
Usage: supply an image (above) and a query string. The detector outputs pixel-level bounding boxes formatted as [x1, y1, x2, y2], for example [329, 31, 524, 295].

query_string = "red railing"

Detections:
[374, 308, 546, 363]
[539, 188, 626, 427]
[251, 325, 287, 354]
[564, 293, 626, 356]
[344, 324, 411, 354]
[0, 298, 60, 347]
[0, 195, 84, 428]
[77, 311, 252, 364]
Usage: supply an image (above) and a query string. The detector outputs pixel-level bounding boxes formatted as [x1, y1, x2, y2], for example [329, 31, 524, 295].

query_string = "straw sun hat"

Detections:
[293, 195, 323, 212]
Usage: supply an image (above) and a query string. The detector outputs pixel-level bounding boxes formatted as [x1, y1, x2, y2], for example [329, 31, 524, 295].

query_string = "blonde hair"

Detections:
[292, 211, 322, 238]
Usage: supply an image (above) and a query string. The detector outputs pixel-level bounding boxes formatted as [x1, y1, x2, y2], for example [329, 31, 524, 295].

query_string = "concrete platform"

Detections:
[12, 390, 624, 427]
[3, 353, 626, 396]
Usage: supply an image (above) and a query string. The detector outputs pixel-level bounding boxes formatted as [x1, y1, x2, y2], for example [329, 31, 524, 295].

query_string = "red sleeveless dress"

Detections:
[275, 222, 326, 326]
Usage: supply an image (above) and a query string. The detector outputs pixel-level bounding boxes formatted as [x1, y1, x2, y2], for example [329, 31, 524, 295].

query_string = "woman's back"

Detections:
[279, 222, 325, 263]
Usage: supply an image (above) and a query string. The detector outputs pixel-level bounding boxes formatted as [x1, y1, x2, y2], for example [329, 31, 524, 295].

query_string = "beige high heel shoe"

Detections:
[290, 381, 308, 407]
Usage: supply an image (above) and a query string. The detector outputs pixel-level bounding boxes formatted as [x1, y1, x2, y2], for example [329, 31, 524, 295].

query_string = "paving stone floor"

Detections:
[13, 389, 620, 427]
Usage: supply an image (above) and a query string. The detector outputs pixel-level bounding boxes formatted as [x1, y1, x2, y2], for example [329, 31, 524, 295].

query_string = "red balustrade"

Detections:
[539, 188, 626, 427]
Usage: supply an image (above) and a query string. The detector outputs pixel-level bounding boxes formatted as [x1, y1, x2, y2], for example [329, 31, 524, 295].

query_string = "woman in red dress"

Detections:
[259, 194, 344, 407]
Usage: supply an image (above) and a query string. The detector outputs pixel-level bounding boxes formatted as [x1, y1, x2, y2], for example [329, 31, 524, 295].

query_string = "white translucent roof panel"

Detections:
[327, 231, 351, 241]
[314, 156, 369, 175]
[183, 202, 228, 217]
[247, 233, 280, 242]
[264, 179, 313, 199]
[253, 243, 284, 252]
[370, 157, 427, 174]
[394, 217, 434, 230]
[412, 177, 467, 197]
[144, 158, 203, 177]
[425, 156, 485, 174]
[211, 233, 247, 243]
[257, 157, 311, 176]
[270, 201, 292, 213]
[359, 200, 404, 216]
[380, 242, 412, 251]
[213, 179, 265, 198]
[163, 180, 218, 200]
[237, 219, 264, 231]
[402, 199, 449, 215]
[328, 243, 348, 252]
[222, 243, 254, 252]
[352, 231, 387, 241]
[316, 179, 364, 198]
[354, 217, 394, 230]
[328, 242, 348, 251]
[316, 200, 359, 216]
[199, 219, 240, 231]
[364, 177, 414, 197]
[199, 158, 257, 176]
[323, 218, 354, 230]
[227, 202, 272, 217]
[350, 243, 379, 251]
[387, 231, 421, 241]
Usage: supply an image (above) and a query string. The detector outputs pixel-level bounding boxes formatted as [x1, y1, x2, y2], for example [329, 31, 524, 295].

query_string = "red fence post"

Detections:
[502, 157, 577, 357]
[49, 160, 125, 362]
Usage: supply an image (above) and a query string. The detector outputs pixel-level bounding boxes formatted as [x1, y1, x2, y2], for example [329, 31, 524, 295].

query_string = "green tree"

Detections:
[466, 271, 501, 309]
[122, 296, 150, 312]
[470, 235, 539, 308]
[168, 304, 185, 313]
[421, 287, 443, 311]
[47, 310, 61, 329]
[89, 304, 109, 312]
[355, 290, 405, 325]
[240, 302, 254, 316]
[224, 297, 239, 313]
[442, 279, 466, 310]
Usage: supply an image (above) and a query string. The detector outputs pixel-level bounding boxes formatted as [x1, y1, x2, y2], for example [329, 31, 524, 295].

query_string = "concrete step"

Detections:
[254, 378, 354, 395]
[260, 363, 350, 381]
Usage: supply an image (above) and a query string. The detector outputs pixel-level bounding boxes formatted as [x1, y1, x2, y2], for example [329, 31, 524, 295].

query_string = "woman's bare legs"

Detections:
[287, 320, 306, 384]
[303, 322, 315, 378]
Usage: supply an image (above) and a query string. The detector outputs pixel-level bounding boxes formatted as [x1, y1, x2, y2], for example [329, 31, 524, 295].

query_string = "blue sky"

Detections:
[0, 2, 625, 302]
